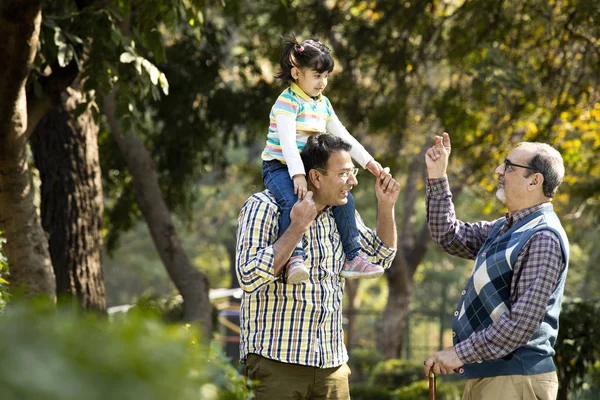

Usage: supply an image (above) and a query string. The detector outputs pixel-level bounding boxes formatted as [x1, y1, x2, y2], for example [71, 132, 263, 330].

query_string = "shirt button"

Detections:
[461, 290, 466, 296]
[454, 311, 459, 317]
[459, 368, 465, 374]
[452, 331, 456, 337]
[481, 252, 486, 257]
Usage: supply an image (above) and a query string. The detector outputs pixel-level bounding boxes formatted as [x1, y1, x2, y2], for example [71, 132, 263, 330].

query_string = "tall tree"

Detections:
[30, 86, 105, 311]
[103, 93, 211, 326]
[3, 0, 221, 323]
[0, 0, 55, 298]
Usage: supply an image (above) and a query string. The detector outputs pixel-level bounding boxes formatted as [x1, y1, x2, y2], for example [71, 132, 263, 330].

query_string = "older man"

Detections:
[423, 133, 569, 400]
[236, 133, 400, 399]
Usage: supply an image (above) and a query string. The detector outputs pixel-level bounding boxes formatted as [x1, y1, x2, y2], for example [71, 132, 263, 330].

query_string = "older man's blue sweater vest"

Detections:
[452, 204, 569, 378]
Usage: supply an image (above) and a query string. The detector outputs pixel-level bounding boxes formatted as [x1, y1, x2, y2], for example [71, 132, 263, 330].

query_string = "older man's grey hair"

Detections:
[517, 142, 565, 198]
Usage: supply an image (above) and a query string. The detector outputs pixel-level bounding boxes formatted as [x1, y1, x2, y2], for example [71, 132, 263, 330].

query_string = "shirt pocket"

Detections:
[327, 231, 343, 275]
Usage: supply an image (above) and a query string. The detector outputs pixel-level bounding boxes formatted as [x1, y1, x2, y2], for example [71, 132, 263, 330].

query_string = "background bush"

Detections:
[348, 347, 386, 383]
[369, 359, 424, 390]
[350, 383, 394, 400]
[0, 300, 252, 400]
[554, 298, 600, 399]
[351, 375, 463, 400]
[392, 380, 463, 400]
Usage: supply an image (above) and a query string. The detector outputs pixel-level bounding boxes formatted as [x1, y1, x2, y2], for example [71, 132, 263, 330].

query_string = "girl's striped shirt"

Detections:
[262, 83, 373, 178]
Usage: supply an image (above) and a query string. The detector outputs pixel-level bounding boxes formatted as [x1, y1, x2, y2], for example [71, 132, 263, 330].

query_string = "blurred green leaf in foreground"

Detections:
[0, 299, 253, 400]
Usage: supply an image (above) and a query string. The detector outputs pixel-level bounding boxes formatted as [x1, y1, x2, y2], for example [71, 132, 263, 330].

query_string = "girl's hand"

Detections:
[366, 160, 384, 177]
[293, 174, 308, 199]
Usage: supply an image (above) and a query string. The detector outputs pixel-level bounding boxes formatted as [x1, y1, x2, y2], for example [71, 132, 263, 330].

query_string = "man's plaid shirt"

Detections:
[236, 190, 396, 368]
[426, 177, 566, 364]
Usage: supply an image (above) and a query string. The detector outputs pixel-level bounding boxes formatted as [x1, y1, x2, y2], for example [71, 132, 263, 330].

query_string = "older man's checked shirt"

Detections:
[236, 190, 396, 368]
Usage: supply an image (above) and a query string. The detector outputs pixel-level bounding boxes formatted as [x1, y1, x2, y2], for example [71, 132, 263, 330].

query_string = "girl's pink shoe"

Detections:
[340, 251, 384, 279]
[286, 256, 309, 284]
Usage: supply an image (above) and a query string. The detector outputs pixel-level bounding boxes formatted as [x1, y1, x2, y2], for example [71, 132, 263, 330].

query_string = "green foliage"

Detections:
[563, 222, 600, 301]
[201, 341, 256, 400]
[0, 300, 252, 400]
[348, 347, 386, 383]
[30, 0, 232, 251]
[582, 362, 600, 395]
[99, 5, 276, 246]
[567, 361, 600, 399]
[392, 380, 463, 400]
[102, 214, 234, 306]
[351, 377, 463, 400]
[134, 292, 184, 322]
[102, 222, 177, 306]
[350, 384, 393, 400]
[369, 359, 424, 390]
[554, 298, 600, 396]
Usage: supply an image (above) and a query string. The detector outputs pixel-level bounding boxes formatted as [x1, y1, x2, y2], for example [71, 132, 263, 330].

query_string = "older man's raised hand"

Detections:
[425, 132, 451, 179]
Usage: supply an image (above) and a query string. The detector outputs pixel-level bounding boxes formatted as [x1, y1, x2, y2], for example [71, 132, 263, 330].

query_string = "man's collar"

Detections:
[290, 82, 323, 102]
[505, 202, 553, 226]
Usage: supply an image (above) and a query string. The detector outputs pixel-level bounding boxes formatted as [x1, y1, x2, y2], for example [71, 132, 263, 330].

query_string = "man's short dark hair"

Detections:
[301, 134, 352, 173]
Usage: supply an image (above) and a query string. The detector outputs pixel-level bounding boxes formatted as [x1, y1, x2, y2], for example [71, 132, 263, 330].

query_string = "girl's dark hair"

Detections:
[274, 34, 334, 85]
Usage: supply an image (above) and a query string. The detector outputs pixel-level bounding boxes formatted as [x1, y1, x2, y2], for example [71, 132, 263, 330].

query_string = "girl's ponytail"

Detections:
[275, 34, 300, 85]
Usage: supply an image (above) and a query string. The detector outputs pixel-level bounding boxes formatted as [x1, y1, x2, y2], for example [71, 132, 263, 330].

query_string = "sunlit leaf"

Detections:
[119, 52, 137, 64]
[57, 45, 73, 67]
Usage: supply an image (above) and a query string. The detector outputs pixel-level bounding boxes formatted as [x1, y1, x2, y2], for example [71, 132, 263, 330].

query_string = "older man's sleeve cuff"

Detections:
[455, 339, 479, 364]
[425, 176, 450, 197]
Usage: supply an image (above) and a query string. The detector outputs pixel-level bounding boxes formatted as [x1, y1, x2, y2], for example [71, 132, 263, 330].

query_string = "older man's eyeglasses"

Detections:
[503, 158, 538, 174]
[316, 167, 359, 179]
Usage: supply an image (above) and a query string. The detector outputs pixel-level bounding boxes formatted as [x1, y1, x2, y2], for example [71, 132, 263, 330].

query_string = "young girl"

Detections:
[262, 35, 386, 284]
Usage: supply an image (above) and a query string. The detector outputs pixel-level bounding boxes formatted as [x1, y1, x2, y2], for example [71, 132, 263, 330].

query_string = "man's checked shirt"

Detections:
[235, 190, 396, 368]
[426, 177, 565, 364]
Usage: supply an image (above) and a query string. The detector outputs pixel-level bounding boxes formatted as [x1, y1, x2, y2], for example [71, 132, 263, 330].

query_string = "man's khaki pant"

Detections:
[462, 371, 558, 400]
[244, 354, 351, 400]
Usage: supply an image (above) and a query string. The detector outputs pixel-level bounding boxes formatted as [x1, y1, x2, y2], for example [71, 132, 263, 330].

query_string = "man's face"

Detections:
[313, 150, 357, 207]
[495, 146, 537, 211]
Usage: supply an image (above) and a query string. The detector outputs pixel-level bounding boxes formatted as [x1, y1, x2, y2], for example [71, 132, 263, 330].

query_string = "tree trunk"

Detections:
[30, 88, 106, 312]
[345, 280, 359, 356]
[377, 257, 414, 359]
[376, 156, 430, 359]
[103, 95, 212, 332]
[0, 1, 56, 297]
[557, 376, 569, 400]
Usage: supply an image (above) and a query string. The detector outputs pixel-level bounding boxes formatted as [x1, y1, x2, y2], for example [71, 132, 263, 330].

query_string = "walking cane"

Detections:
[428, 369, 436, 400]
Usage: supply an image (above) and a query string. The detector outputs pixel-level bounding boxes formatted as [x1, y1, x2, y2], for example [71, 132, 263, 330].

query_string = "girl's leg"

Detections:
[333, 192, 384, 279]
[331, 192, 361, 259]
[262, 160, 305, 259]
